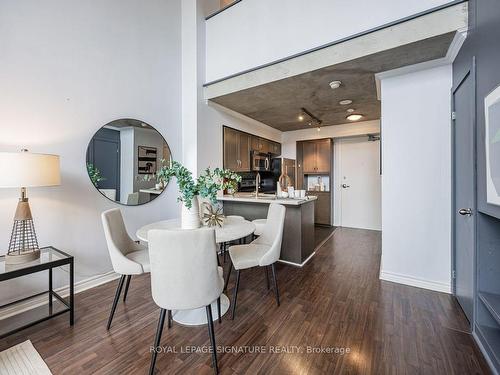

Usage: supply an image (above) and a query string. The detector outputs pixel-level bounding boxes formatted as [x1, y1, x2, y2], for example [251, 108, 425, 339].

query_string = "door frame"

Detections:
[451, 56, 477, 327]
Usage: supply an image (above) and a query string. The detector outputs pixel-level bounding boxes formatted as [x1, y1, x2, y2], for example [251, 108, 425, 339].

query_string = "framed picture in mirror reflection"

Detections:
[138, 146, 157, 174]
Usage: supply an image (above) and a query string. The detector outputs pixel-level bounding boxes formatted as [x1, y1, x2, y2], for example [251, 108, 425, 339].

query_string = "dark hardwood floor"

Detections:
[0, 228, 490, 374]
[314, 225, 337, 248]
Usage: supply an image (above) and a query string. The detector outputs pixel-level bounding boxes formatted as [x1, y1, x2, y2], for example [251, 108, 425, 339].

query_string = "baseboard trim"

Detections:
[379, 270, 451, 294]
[473, 328, 499, 375]
[278, 227, 337, 267]
[0, 271, 119, 320]
[278, 251, 316, 267]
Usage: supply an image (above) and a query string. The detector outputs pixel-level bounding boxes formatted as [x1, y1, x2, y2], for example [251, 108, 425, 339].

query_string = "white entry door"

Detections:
[335, 137, 381, 230]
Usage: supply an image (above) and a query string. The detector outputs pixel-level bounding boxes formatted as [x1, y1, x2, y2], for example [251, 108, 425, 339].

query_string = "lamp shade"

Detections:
[0, 151, 61, 188]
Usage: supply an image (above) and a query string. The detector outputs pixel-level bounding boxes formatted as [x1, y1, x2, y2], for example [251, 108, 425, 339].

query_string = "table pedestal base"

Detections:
[172, 293, 230, 326]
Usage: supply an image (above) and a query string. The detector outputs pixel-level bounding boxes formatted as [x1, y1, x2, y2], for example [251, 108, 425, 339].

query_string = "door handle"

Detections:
[342, 184, 350, 188]
[458, 208, 473, 216]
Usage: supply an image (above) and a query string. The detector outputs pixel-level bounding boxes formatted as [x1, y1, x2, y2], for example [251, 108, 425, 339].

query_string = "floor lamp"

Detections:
[0, 150, 60, 264]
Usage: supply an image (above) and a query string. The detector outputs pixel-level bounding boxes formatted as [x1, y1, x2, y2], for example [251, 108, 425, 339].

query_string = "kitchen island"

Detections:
[218, 194, 317, 266]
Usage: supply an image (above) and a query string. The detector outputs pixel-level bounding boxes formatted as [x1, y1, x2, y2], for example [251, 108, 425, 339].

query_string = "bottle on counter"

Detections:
[278, 166, 292, 196]
[316, 176, 325, 191]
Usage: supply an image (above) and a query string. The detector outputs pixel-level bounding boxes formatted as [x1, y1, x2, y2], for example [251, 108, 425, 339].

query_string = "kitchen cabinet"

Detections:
[251, 136, 263, 152]
[239, 132, 251, 170]
[224, 127, 251, 171]
[224, 127, 239, 171]
[302, 142, 317, 173]
[224, 127, 281, 171]
[251, 137, 281, 155]
[270, 141, 281, 155]
[301, 139, 332, 173]
[309, 191, 331, 225]
[316, 139, 332, 173]
[298, 138, 333, 226]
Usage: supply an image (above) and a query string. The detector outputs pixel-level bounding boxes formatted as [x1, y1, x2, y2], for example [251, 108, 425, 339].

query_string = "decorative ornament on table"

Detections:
[202, 204, 225, 227]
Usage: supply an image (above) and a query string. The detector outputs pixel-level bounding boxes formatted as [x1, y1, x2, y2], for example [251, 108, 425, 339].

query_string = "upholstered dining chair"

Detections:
[101, 208, 150, 330]
[225, 203, 286, 319]
[148, 227, 224, 375]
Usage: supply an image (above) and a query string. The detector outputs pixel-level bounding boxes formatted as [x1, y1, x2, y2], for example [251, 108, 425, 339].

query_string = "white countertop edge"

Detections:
[217, 195, 317, 205]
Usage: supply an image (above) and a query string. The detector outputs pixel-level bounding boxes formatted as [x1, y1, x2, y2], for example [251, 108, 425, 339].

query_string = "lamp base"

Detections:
[5, 249, 41, 265]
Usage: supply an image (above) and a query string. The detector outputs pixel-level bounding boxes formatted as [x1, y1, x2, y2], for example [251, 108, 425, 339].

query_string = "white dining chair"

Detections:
[252, 218, 267, 237]
[148, 227, 224, 375]
[127, 192, 139, 205]
[101, 208, 150, 330]
[225, 203, 286, 319]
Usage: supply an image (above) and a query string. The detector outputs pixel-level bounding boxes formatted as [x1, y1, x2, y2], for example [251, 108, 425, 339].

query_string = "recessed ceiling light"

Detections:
[298, 114, 304, 121]
[346, 114, 363, 121]
[317, 127, 321, 132]
[346, 108, 355, 113]
[339, 99, 352, 105]
[329, 80, 342, 89]
[308, 121, 313, 126]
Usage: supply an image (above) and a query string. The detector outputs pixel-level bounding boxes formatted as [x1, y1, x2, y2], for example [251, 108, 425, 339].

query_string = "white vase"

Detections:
[181, 196, 201, 229]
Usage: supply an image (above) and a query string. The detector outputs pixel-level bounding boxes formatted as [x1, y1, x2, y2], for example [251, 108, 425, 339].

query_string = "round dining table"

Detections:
[136, 216, 256, 326]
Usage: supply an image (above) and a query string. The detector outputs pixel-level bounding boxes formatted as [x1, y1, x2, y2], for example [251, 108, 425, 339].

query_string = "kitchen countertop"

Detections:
[218, 194, 317, 206]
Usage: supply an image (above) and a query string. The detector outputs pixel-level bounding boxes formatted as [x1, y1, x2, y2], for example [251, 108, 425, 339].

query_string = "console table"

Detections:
[0, 246, 74, 338]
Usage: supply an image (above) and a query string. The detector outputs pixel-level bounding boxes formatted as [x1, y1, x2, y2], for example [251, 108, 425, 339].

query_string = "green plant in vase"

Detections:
[155, 158, 171, 188]
[159, 161, 240, 228]
[87, 163, 106, 187]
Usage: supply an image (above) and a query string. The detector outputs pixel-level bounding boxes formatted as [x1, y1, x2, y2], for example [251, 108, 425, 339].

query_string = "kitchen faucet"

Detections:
[255, 172, 261, 198]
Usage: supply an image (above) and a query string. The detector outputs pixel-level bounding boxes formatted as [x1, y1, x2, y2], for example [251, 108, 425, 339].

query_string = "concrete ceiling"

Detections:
[104, 118, 154, 130]
[209, 32, 455, 132]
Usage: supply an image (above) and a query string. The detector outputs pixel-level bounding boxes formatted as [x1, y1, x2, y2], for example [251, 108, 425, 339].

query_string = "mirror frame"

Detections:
[86, 118, 172, 206]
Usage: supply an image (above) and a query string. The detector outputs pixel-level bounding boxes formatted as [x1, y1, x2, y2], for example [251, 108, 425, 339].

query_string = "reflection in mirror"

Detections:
[86, 119, 172, 206]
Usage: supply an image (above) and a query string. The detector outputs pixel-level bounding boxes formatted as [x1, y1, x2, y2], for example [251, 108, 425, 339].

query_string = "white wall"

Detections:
[281, 120, 381, 159]
[188, 0, 283, 174]
[379, 65, 452, 293]
[205, 0, 455, 82]
[0, 0, 182, 304]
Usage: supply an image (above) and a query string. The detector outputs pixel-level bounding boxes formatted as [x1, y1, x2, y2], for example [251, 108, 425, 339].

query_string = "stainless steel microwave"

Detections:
[251, 151, 271, 171]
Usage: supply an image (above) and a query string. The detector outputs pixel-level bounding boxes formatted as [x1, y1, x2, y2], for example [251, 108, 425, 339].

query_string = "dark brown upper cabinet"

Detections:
[251, 136, 281, 155]
[223, 126, 281, 172]
[301, 139, 332, 174]
[223, 127, 251, 171]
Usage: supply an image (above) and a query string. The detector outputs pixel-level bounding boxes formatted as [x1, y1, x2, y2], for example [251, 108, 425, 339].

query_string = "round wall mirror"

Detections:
[86, 119, 172, 205]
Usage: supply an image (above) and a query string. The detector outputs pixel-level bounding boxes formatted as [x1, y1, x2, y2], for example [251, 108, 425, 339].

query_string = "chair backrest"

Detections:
[148, 227, 223, 310]
[127, 192, 139, 205]
[255, 203, 286, 266]
[101, 208, 143, 274]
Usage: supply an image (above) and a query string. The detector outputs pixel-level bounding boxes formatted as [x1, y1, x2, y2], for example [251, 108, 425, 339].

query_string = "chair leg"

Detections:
[265, 266, 270, 290]
[167, 310, 172, 329]
[224, 261, 233, 292]
[217, 297, 222, 323]
[231, 270, 241, 320]
[149, 309, 167, 375]
[205, 305, 219, 374]
[123, 275, 132, 302]
[271, 263, 280, 307]
[223, 243, 227, 263]
[107, 275, 125, 330]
